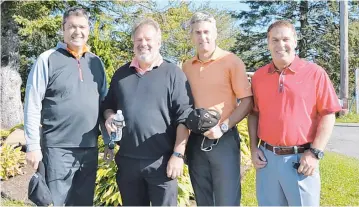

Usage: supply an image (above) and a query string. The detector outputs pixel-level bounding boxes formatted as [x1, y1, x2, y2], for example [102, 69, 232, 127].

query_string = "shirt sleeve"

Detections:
[230, 55, 253, 99]
[101, 70, 118, 113]
[171, 68, 194, 126]
[316, 67, 342, 115]
[24, 54, 49, 152]
[98, 60, 110, 145]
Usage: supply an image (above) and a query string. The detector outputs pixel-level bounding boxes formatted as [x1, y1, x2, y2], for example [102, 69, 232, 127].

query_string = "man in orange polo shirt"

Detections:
[183, 12, 253, 206]
[248, 20, 341, 206]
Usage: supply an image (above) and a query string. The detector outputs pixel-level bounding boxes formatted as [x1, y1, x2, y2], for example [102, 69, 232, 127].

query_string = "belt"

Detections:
[260, 141, 311, 155]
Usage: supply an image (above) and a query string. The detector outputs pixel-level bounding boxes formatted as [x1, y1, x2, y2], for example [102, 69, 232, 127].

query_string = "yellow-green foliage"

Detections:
[237, 119, 251, 165]
[0, 144, 26, 180]
[176, 165, 194, 206]
[0, 123, 24, 138]
[94, 158, 122, 206]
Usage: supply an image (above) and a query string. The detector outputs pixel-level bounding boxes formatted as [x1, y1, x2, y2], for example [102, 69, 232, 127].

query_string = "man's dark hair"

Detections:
[62, 6, 89, 27]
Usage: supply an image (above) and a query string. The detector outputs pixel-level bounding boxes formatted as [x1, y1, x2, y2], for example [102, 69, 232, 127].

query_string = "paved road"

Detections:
[326, 123, 359, 159]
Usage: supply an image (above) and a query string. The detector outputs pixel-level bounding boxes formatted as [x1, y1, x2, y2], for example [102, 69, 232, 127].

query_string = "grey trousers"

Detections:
[115, 155, 177, 206]
[42, 147, 98, 206]
[186, 129, 241, 206]
[256, 145, 321, 206]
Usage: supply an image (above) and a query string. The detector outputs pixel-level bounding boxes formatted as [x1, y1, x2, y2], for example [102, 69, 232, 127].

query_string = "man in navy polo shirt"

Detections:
[103, 18, 193, 206]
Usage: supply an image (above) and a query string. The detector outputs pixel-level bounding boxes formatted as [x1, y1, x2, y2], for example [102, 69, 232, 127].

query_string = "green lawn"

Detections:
[336, 113, 359, 123]
[241, 152, 359, 206]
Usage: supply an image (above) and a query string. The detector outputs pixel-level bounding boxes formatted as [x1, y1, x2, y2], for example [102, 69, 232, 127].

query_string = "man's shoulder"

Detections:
[161, 59, 179, 68]
[37, 48, 60, 61]
[253, 63, 271, 79]
[116, 62, 132, 73]
[182, 57, 196, 71]
[85, 51, 102, 60]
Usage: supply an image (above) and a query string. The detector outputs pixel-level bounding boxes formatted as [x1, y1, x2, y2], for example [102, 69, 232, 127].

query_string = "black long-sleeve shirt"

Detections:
[102, 60, 193, 159]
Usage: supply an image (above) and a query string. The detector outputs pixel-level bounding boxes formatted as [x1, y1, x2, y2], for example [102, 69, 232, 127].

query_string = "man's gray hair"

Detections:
[131, 18, 162, 41]
[189, 12, 217, 33]
[62, 6, 89, 27]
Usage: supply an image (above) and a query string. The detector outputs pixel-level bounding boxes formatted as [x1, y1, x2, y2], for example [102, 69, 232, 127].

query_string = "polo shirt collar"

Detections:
[268, 56, 303, 74]
[57, 42, 90, 59]
[191, 46, 224, 64]
[130, 54, 163, 72]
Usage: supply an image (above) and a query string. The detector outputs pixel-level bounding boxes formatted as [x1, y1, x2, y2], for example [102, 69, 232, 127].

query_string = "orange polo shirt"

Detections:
[252, 56, 341, 146]
[182, 47, 253, 122]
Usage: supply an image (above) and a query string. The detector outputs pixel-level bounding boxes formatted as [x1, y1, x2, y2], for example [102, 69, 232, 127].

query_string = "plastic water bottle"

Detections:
[108, 110, 125, 149]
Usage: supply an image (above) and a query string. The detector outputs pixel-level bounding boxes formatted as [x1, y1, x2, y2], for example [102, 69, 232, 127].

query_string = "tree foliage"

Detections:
[231, 1, 359, 94]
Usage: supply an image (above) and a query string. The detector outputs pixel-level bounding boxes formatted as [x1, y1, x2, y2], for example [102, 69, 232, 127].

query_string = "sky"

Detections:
[154, 0, 250, 12]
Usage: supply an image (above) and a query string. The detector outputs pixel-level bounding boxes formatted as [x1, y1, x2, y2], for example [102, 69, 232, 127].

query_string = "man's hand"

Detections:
[251, 147, 267, 169]
[166, 155, 184, 179]
[103, 146, 115, 164]
[105, 113, 116, 136]
[203, 125, 223, 139]
[26, 150, 43, 170]
[298, 150, 319, 176]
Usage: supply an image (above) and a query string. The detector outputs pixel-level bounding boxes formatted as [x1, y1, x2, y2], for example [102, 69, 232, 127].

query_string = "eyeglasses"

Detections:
[200, 137, 219, 152]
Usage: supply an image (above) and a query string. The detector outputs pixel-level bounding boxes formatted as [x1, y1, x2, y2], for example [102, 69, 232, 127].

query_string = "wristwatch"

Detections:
[172, 152, 185, 159]
[309, 148, 324, 160]
[220, 123, 229, 133]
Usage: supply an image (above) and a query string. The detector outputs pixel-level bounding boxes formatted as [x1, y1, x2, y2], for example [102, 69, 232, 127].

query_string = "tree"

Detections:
[231, 1, 359, 94]
[1, 1, 23, 129]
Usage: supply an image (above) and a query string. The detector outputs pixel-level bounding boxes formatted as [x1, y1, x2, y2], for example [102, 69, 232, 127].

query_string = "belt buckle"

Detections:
[293, 146, 298, 154]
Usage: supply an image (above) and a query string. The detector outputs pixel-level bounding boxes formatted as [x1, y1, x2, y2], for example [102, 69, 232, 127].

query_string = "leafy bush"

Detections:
[94, 158, 121, 206]
[0, 144, 26, 180]
[237, 118, 251, 165]
[177, 165, 194, 206]
[0, 123, 24, 145]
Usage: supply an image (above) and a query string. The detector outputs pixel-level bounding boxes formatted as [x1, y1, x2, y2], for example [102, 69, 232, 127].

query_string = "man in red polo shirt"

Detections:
[248, 20, 341, 206]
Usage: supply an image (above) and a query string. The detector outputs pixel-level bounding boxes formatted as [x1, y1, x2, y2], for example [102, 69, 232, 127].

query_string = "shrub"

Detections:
[237, 118, 251, 165]
[0, 123, 24, 145]
[0, 143, 26, 180]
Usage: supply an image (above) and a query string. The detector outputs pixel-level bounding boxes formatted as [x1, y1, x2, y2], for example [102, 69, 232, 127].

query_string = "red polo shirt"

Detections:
[252, 56, 341, 146]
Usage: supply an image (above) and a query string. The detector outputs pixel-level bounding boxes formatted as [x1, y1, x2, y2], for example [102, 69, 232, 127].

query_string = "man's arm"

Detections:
[101, 70, 119, 163]
[222, 97, 253, 129]
[298, 68, 341, 176]
[98, 60, 110, 145]
[312, 113, 336, 150]
[167, 69, 193, 179]
[24, 53, 50, 169]
[204, 55, 253, 139]
[205, 97, 253, 139]
[248, 112, 267, 169]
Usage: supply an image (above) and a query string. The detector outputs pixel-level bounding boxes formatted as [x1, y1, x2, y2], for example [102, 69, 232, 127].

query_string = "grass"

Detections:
[241, 152, 359, 206]
[336, 112, 359, 123]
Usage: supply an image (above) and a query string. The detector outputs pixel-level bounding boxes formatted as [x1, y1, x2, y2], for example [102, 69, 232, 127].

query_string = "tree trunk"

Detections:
[298, 0, 309, 58]
[1, 1, 23, 129]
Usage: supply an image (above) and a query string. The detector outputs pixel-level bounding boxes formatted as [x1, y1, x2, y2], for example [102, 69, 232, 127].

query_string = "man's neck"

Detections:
[198, 46, 216, 62]
[67, 45, 84, 55]
[273, 56, 295, 72]
[137, 54, 159, 70]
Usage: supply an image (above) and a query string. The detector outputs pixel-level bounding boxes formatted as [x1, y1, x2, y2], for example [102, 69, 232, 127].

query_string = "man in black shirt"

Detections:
[102, 18, 193, 206]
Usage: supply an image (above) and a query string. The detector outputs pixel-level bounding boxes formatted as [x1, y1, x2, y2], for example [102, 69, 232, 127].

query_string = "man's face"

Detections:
[63, 15, 89, 49]
[191, 21, 217, 54]
[268, 26, 297, 66]
[133, 24, 161, 64]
